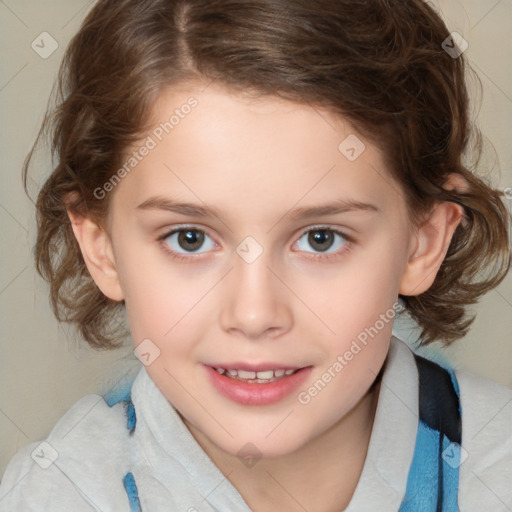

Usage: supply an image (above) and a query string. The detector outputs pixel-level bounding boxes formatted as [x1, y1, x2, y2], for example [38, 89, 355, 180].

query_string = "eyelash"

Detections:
[157, 225, 353, 263]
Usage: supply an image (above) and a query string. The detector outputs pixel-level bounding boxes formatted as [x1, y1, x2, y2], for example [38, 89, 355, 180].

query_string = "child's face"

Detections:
[106, 82, 415, 457]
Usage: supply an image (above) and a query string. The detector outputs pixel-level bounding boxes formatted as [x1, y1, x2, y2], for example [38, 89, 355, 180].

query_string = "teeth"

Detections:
[238, 369, 256, 379]
[215, 367, 298, 382]
[256, 370, 274, 379]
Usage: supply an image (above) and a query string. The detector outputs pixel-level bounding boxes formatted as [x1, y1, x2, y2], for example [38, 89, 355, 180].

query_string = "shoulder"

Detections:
[0, 393, 133, 511]
[455, 370, 512, 511]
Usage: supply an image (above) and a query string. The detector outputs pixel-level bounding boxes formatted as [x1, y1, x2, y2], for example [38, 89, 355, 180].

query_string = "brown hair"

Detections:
[24, 0, 510, 349]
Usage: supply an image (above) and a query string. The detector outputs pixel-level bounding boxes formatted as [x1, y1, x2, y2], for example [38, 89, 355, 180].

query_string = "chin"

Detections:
[213, 425, 311, 460]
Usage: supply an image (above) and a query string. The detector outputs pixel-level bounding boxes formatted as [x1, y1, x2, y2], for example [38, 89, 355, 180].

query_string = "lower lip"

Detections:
[205, 366, 312, 406]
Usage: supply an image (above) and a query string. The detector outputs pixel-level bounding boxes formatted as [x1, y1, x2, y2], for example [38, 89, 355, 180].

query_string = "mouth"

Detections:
[205, 364, 312, 406]
[213, 367, 299, 384]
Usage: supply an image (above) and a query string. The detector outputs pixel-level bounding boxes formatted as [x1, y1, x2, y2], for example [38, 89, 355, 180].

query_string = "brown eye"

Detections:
[177, 230, 205, 252]
[163, 228, 216, 255]
[307, 230, 335, 252]
[295, 227, 348, 256]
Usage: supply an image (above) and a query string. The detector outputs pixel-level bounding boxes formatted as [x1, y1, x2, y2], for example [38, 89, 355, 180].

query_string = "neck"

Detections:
[185, 375, 382, 512]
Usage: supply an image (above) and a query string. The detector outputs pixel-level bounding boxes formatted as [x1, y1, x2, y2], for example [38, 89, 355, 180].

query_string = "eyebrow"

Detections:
[136, 196, 380, 220]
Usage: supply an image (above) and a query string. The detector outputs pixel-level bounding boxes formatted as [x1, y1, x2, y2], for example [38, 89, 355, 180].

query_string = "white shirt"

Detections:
[1, 337, 510, 511]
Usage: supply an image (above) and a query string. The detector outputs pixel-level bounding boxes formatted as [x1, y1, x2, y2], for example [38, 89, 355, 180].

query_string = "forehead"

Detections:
[109, 83, 405, 224]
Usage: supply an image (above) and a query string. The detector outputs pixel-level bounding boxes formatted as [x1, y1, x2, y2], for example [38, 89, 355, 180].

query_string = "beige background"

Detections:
[0, 0, 511, 476]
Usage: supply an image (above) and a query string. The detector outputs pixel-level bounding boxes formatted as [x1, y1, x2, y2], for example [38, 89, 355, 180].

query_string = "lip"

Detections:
[205, 364, 313, 406]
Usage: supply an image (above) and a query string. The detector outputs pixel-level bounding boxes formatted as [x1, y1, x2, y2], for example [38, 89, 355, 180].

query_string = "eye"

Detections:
[295, 227, 348, 254]
[162, 227, 217, 255]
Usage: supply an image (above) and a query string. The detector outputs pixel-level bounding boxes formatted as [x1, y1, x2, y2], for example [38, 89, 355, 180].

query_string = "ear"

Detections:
[399, 200, 464, 296]
[67, 210, 124, 301]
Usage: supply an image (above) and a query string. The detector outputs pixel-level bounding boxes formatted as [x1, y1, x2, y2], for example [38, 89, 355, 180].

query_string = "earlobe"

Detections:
[67, 210, 125, 301]
[399, 201, 464, 296]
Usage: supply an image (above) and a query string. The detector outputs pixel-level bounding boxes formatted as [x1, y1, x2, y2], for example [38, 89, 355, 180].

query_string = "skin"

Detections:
[68, 81, 463, 511]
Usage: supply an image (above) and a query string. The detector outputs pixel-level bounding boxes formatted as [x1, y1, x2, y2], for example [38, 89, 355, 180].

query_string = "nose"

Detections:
[219, 250, 293, 341]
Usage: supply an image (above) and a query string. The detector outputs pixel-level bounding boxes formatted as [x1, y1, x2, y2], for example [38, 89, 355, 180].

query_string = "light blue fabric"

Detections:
[108, 387, 140, 509]
[398, 423, 461, 511]
[399, 364, 461, 511]
[123, 472, 141, 512]
[103, 379, 134, 407]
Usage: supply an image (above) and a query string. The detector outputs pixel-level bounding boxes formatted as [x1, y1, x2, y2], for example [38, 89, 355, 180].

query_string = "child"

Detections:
[1, 0, 511, 510]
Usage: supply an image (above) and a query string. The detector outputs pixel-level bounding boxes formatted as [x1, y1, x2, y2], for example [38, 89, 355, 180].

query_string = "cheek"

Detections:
[294, 255, 401, 425]
[296, 239, 406, 344]
[294, 337, 388, 445]
[115, 243, 206, 346]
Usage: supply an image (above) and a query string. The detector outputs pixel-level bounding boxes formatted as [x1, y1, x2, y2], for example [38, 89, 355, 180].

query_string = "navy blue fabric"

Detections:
[399, 355, 462, 511]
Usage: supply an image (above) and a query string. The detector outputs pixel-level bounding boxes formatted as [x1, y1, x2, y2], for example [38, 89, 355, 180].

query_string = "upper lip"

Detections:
[207, 362, 305, 371]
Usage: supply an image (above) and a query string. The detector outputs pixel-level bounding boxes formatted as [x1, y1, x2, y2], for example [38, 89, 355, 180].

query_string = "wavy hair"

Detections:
[24, 0, 510, 349]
